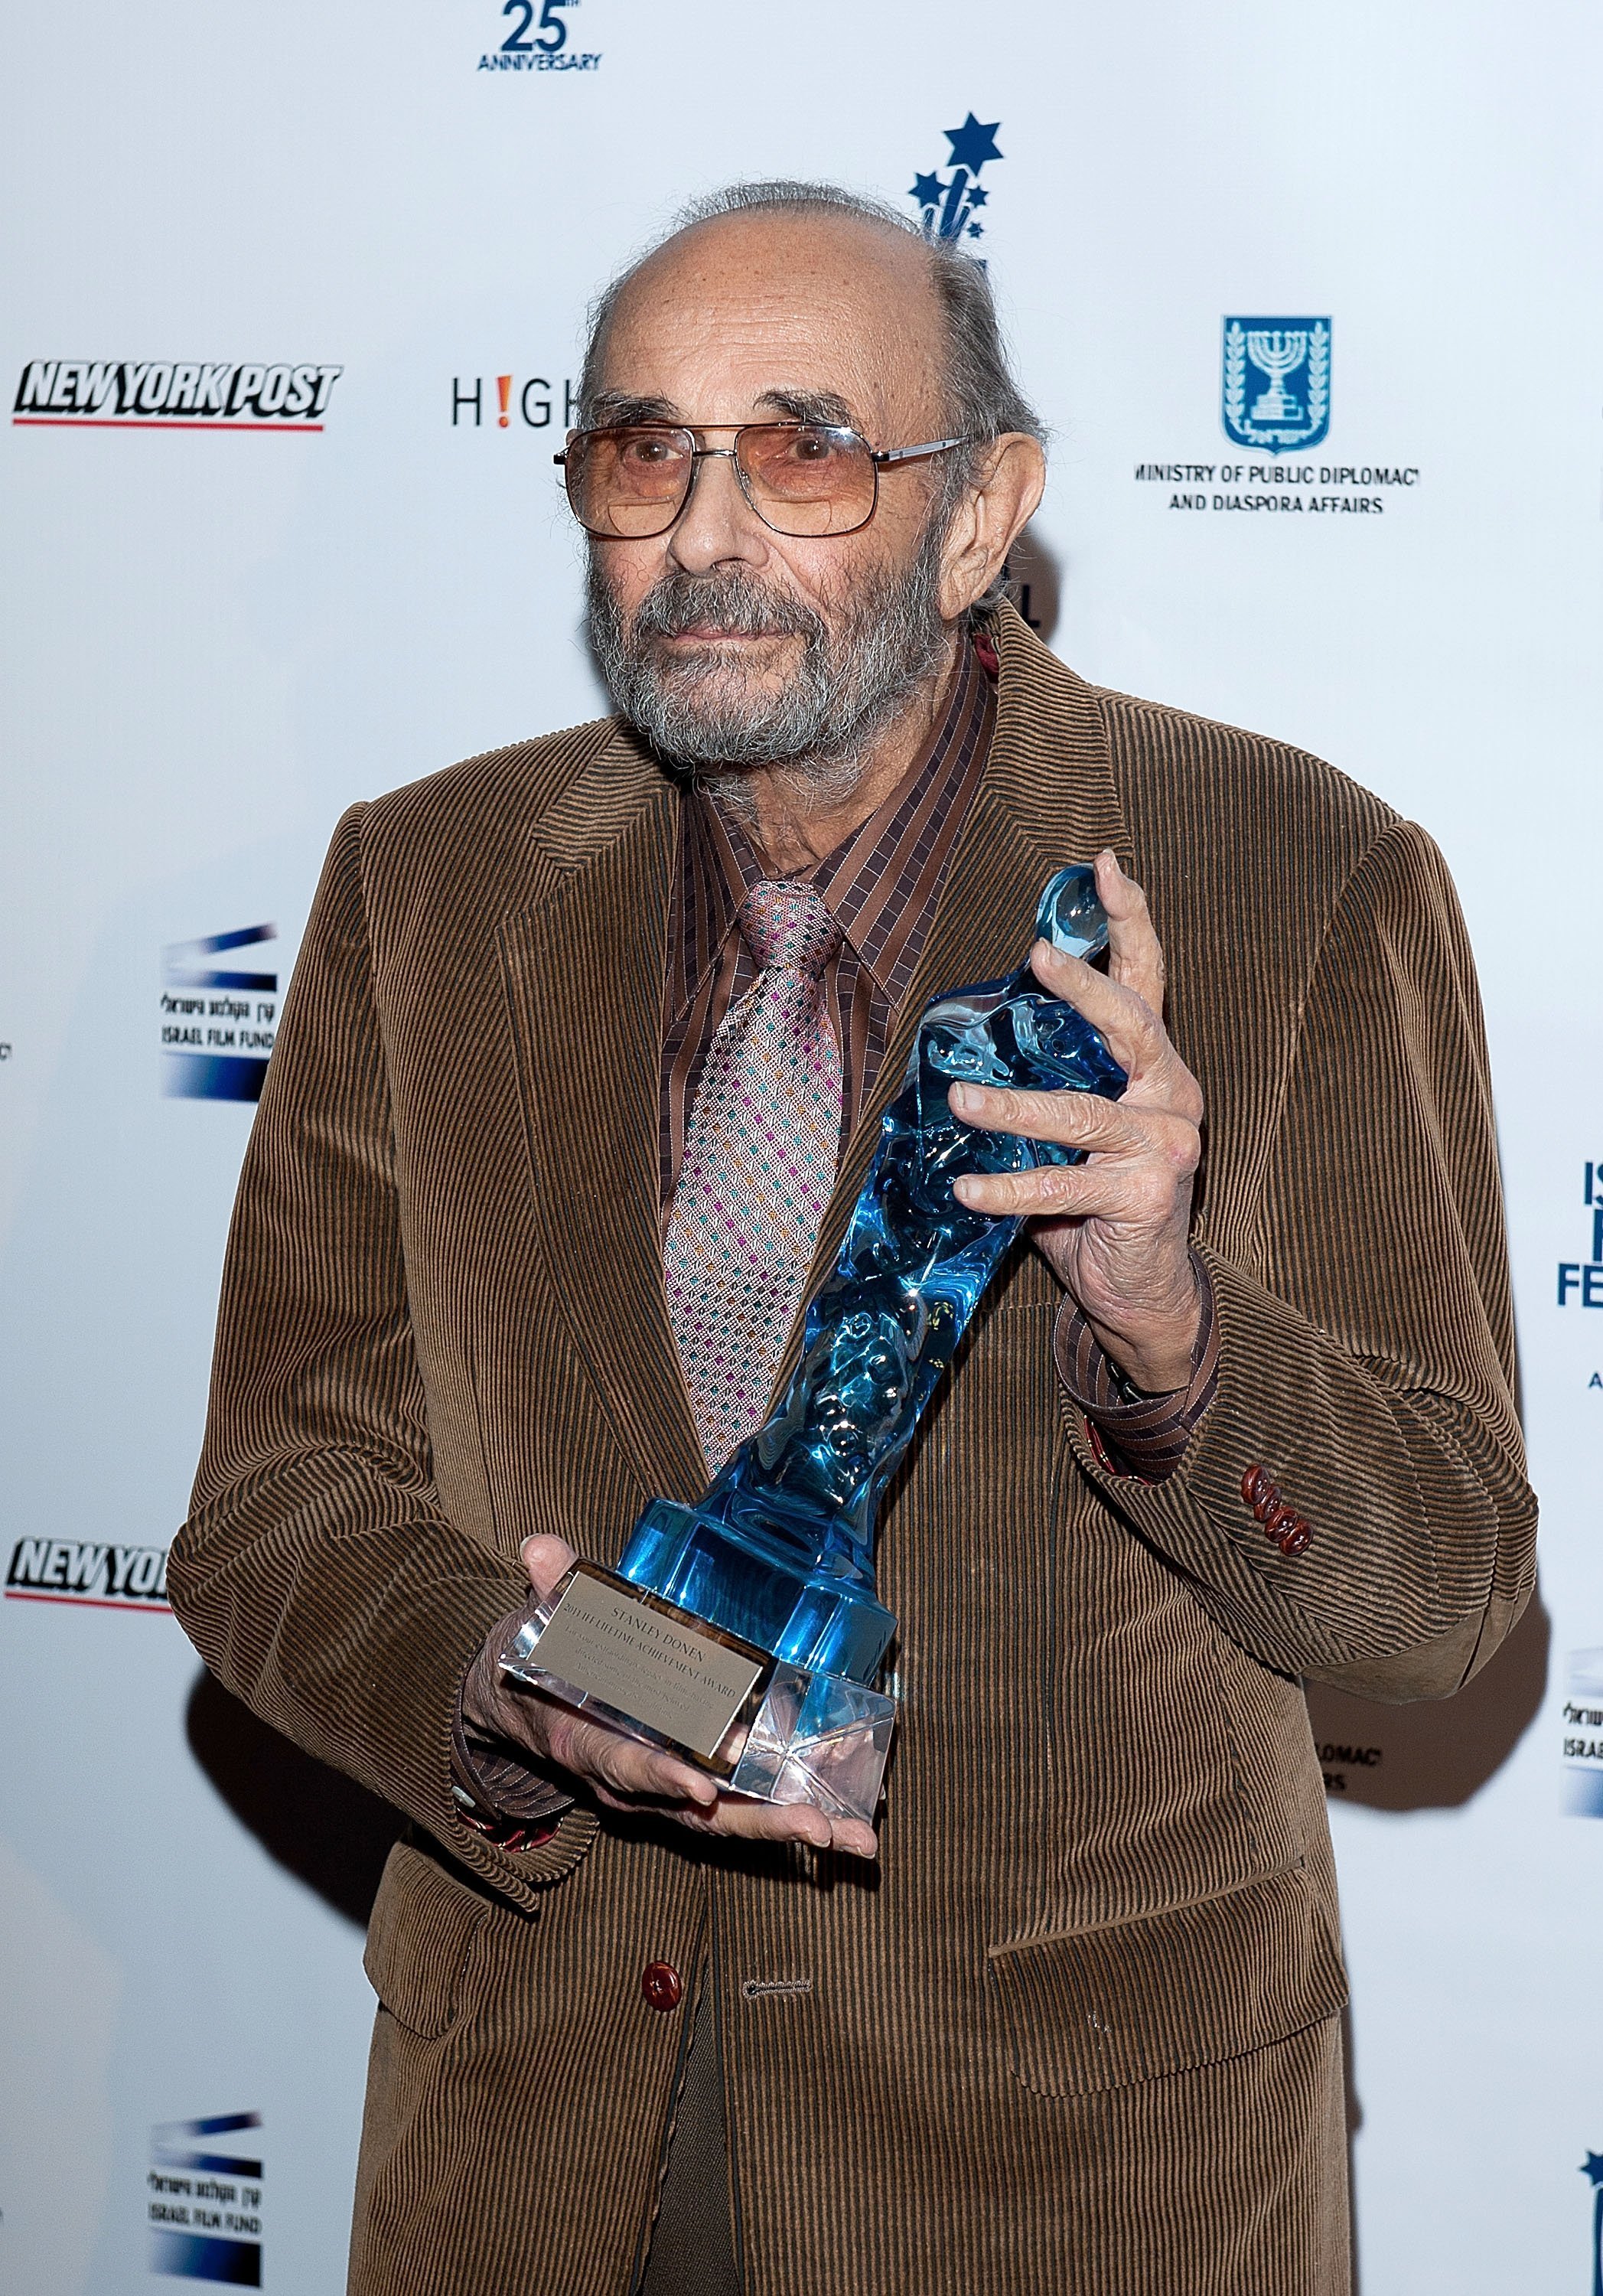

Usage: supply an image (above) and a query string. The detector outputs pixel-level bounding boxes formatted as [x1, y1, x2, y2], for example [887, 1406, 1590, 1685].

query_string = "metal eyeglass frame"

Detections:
[554, 421, 970, 540]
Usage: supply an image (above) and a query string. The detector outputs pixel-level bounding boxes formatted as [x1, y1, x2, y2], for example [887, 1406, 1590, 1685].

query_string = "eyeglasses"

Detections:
[556, 422, 968, 540]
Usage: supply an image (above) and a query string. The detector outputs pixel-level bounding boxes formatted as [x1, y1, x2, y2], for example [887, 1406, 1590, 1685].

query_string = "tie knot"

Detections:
[738, 881, 842, 977]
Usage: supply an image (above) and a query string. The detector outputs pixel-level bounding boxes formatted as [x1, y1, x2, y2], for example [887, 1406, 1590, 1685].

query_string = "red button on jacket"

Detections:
[642, 1961, 683, 2012]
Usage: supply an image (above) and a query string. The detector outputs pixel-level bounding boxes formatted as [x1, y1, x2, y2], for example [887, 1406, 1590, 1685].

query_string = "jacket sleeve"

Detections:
[1066, 814, 1537, 1700]
[168, 807, 597, 1900]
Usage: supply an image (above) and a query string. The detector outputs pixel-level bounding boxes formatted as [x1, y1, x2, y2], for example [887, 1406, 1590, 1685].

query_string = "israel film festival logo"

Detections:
[1557, 1159, 1603, 1313]
[478, 0, 599, 71]
[1221, 318, 1331, 453]
[5, 1535, 171, 1613]
[148, 2112, 263, 2288]
[161, 925, 279, 1103]
[12, 361, 340, 431]
[907, 113, 1002, 246]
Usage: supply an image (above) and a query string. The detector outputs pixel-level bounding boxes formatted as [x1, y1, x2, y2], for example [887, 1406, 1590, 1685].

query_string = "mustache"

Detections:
[630, 569, 824, 647]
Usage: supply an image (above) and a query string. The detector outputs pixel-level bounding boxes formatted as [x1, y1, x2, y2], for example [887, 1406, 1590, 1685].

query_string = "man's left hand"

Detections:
[950, 849, 1204, 1394]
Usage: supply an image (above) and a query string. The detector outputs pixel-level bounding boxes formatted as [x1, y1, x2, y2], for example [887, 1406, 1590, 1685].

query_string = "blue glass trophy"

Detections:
[502, 866, 1126, 1823]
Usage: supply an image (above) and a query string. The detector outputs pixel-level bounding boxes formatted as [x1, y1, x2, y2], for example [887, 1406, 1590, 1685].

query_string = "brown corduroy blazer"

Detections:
[171, 605, 1536, 2296]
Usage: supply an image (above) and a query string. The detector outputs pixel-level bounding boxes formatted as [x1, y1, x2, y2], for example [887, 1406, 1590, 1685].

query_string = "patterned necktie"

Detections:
[664, 880, 845, 1470]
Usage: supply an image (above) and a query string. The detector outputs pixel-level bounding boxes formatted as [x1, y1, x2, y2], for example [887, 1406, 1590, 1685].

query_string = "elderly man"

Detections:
[171, 182, 1535, 2295]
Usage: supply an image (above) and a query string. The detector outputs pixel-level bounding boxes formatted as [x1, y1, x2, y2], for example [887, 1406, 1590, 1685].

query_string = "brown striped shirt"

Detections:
[660, 640, 995, 1206]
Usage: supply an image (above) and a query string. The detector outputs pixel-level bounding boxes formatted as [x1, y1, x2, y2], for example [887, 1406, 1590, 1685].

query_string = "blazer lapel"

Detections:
[497, 729, 708, 1508]
[766, 605, 1133, 1401]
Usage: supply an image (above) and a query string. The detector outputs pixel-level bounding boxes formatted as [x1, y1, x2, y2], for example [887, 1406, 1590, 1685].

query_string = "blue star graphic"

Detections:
[944, 113, 1003, 173]
[909, 171, 943, 207]
[1582, 2152, 1603, 2187]
[966, 222, 984, 239]
[966, 185, 989, 208]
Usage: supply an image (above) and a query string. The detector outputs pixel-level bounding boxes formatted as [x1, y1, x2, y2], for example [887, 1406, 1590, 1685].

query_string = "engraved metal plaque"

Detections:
[524, 1564, 769, 1763]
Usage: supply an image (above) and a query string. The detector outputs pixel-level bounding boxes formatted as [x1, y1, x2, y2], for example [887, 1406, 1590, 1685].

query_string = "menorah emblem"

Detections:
[1246, 329, 1308, 422]
[1221, 316, 1332, 452]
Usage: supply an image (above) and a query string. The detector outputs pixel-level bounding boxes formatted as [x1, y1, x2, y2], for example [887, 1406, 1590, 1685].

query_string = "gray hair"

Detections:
[577, 178, 1045, 507]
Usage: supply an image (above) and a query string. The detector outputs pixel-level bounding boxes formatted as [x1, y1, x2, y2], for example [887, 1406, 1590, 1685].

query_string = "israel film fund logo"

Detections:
[148, 2112, 262, 2288]
[1222, 318, 1331, 454]
[1562, 1652, 1603, 1816]
[907, 113, 1002, 246]
[161, 926, 278, 1103]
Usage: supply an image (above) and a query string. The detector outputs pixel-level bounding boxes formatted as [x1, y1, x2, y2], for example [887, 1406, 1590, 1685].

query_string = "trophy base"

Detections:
[500, 1562, 894, 1825]
[617, 1497, 897, 1682]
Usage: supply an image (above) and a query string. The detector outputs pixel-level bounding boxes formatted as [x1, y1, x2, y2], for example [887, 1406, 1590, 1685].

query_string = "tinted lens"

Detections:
[737, 426, 877, 536]
[567, 426, 695, 537]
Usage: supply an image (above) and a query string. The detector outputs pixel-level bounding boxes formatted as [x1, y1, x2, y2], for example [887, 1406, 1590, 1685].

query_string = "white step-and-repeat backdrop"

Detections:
[2, 2, 1599, 2289]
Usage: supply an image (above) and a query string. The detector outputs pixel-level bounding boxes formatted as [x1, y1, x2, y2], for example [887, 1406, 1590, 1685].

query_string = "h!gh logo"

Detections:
[908, 114, 1002, 246]
[1222, 318, 1331, 453]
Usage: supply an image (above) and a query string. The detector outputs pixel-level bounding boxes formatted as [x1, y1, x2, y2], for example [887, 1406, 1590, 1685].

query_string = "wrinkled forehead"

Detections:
[596, 210, 950, 439]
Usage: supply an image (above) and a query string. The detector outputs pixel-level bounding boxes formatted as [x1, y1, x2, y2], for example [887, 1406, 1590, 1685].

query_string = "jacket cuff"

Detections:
[449, 1597, 578, 1851]
[1054, 1253, 1220, 1482]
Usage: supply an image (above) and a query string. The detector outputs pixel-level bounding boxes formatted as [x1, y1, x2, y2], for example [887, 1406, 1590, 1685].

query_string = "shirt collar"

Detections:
[671, 639, 994, 1019]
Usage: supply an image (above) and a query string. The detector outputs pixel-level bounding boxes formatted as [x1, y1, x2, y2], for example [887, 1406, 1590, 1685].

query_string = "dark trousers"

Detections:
[638, 1975, 741, 2295]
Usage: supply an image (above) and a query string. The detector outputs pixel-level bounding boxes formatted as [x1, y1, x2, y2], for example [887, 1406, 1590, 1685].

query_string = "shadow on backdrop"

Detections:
[1341, 1997, 1364, 2296]
[187, 1668, 403, 1928]
[1310, 1593, 1549, 2296]
[1304, 1583, 1549, 1812]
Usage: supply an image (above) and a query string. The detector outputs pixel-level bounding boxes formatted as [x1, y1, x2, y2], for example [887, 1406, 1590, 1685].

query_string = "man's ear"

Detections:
[937, 435, 1047, 621]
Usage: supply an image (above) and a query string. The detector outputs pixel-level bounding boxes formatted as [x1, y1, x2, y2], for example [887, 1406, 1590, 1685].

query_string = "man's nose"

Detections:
[666, 448, 770, 576]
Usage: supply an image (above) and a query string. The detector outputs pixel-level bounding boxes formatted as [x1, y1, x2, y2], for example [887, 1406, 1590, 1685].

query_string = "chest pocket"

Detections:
[988, 1862, 1347, 2098]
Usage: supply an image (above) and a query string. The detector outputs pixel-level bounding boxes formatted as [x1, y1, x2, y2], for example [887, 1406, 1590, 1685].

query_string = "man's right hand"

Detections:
[460, 1534, 878, 1859]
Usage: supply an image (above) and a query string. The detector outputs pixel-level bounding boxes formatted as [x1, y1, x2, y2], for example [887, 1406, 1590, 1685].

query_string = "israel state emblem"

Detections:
[1221, 316, 1331, 453]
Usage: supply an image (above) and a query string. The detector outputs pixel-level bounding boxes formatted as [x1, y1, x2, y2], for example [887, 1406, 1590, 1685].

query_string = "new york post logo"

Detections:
[1222, 318, 1331, 453]
[13, 360, 340, 430]
[7, 1536, 171, 1612]
[908, 113, 1002, 246]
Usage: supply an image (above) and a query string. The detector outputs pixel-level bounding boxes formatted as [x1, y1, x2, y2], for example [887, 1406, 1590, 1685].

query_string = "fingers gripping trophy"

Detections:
[502, 864, 1126, 1825]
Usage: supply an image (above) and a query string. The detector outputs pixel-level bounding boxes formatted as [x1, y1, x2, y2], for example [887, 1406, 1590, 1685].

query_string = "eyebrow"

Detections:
[588, 390, 680, 426]
[583, 386, 859, 431]
[757, 387, 855, 428]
